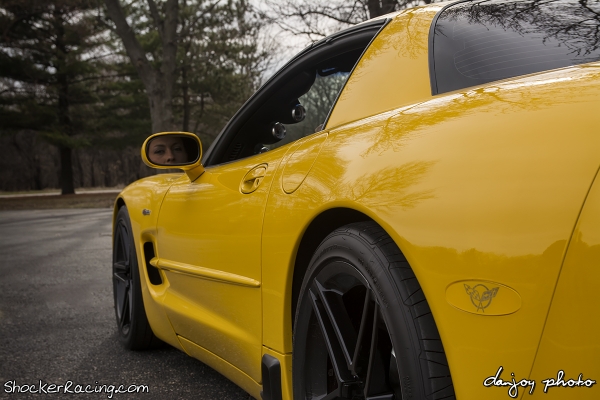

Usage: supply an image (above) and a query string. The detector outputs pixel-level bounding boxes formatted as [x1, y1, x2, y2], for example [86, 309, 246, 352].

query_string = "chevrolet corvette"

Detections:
[112, 0, 600, 399]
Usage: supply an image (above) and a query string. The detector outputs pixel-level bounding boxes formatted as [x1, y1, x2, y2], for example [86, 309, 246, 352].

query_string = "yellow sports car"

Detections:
[112, 0, 600, 399]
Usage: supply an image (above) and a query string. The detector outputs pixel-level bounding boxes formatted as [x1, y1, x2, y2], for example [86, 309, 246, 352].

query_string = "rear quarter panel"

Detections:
[262, 63, 600, 399]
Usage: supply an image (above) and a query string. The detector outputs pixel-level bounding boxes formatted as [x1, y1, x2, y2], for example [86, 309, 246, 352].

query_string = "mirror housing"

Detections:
[141, 132, 205, 181]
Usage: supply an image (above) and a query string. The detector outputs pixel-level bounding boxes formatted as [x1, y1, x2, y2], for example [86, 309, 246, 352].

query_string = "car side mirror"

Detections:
[141, 132, 205, 181]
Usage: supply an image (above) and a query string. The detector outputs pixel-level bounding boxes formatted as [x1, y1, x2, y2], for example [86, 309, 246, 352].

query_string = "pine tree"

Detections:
[0, 0, 109, 194]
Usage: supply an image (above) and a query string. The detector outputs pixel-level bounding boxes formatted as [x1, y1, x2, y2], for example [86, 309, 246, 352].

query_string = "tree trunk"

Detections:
[367, 0, 398, 18]
[182, 64, 190, 132]
[55, 6, 75, 195]
[59, 145, 75, 195]
[149, 88, 174, 133]
[104, 0, 179, 134]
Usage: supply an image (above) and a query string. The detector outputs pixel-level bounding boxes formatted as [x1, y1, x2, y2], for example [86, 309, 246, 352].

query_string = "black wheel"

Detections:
[113, 206, 160, 350]
[293, 222, 455, 400]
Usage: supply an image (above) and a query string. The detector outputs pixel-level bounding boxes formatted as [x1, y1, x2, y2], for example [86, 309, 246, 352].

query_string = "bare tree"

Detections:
[176, 0, 266, 144]
[104, 0, 179, 133]
[104, 0, 266, 140]
[262, 0, 432, 42]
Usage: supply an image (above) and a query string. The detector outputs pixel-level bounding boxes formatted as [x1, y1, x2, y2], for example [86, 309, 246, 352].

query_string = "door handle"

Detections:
[240, 164, 268, 194]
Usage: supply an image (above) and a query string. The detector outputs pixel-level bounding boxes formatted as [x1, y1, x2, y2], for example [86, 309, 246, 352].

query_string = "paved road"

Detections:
[0, 209, 250, 399]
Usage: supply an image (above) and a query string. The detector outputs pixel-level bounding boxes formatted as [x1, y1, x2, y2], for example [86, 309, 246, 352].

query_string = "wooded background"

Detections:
[0, 0, 430, 194]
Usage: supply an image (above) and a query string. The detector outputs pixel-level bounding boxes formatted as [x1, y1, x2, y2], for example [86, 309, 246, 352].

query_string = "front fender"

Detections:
[112, 173, 186, 349]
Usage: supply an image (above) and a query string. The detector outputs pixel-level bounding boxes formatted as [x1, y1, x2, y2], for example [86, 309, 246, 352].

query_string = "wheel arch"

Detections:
[112, 196, 126, 228]
[115, 196, 126, 209]
[290, 207, 373, 324]
[111, 190, 184, 351]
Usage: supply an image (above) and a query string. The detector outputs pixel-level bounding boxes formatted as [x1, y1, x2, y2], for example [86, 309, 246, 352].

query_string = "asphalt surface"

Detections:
[0, 209, 251, 399]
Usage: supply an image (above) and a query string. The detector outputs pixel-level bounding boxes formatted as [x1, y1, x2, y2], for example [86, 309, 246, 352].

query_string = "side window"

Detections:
[203, 20, 386, 166]
[266, 70, 350, 151]
[431, 0, 600, 94]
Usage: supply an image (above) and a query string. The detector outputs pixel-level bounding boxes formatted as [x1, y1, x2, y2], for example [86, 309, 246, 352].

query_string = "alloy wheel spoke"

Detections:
[364, 302, 379, 396]
[312, 280, 359, 368]
[113, 272, 129, 287]
[351, 289, 374, 376]
[300, 259, 401, 400]
[309, 287, 355, 384]
[114, 277, 126, 312]
[113, 272, 129, 284]
[319, 391, 342, 400]
[113, 260, 130, 285]
[118, 287, 130, 330]
[113, 260, 129, 273]
[365, 394, 394, 400]
[363, 303, 391, 398]
[118, 225, 130, 265]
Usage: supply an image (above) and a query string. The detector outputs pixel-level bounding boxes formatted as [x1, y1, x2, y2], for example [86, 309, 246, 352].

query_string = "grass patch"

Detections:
[0, 192, 118, 210]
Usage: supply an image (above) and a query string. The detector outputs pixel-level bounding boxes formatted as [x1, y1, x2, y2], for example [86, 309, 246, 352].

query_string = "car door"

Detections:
[155, 148, 283, 383]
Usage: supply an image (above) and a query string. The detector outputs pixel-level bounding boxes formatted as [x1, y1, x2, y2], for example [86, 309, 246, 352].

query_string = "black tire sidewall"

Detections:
[293, 224, 429, 400]
[113, 206, 156, 350]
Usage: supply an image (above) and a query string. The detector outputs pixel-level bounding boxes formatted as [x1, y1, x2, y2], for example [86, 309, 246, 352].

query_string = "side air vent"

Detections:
[143, 242, 162, 285]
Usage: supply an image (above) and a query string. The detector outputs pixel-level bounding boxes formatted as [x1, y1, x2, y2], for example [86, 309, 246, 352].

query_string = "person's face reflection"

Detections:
[148, 136, 188, 165]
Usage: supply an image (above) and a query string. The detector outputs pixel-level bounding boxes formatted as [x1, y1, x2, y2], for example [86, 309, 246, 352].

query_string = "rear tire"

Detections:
[112, 206, 160, 350]
[293, 222, 455, 399]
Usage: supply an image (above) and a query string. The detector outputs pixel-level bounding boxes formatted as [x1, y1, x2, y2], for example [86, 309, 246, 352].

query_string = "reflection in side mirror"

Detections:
[145, 134, 200, 167]
[141, 132, 205, 181]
